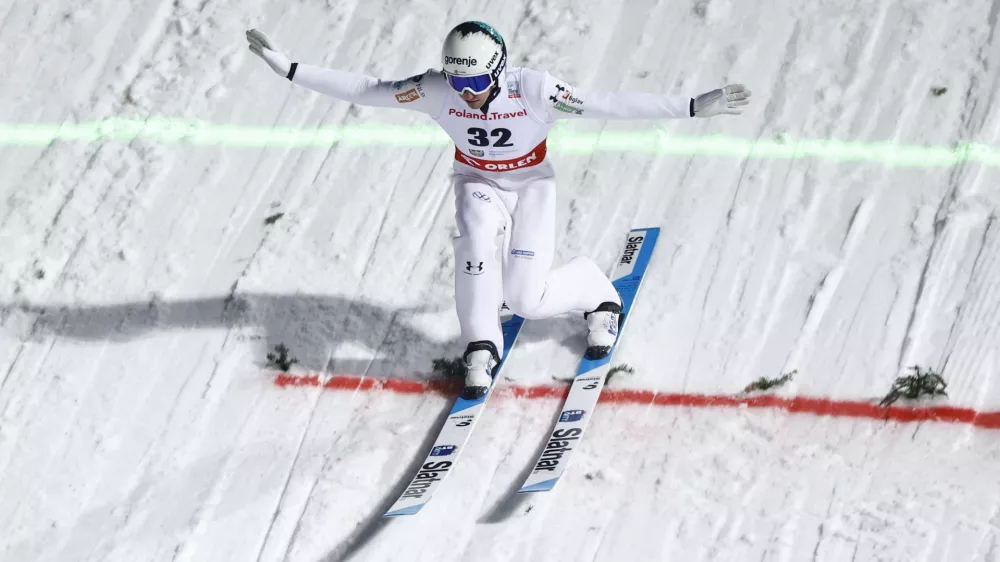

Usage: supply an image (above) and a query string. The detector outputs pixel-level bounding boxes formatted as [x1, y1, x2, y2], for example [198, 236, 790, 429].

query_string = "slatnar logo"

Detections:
[401, 461, 453, 498]
[619, 235, 644, 265]
[531, 428, 582, 473]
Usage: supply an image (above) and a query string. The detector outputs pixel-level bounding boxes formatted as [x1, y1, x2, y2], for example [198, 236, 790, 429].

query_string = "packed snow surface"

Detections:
[1, 0, 999, 560]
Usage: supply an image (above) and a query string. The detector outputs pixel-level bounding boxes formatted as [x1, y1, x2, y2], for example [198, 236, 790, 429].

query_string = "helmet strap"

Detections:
[479, 83, 502, 114]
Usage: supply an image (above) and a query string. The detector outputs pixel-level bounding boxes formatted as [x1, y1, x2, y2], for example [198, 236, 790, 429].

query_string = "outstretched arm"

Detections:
[522, 69, 750, 121]
[246, 29, 447, 116]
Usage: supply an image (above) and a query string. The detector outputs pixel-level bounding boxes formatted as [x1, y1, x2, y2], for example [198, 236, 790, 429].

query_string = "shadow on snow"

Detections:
[1, 293, 584, 379]
[0, 293, 588, 560]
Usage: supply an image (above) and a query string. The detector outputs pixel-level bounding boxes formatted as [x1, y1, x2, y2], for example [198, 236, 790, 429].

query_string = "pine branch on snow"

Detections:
[266, 343, 298, 372]
[879, 366, 948, 407]
[432, 357, 465, 379]
[743, 370, 797, 394]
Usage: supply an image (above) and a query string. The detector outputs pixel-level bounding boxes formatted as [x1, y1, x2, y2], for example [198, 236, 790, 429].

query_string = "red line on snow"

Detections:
[273, 373, 1000, 430]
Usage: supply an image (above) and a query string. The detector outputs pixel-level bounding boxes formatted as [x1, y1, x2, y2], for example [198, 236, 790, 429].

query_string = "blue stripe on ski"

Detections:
[384, 313, 526, 517]
[517, 227, 660, 495]
[519, 478, 559, 493]
[577, 227, 660, 377]
[384, 505, 423, 517]
[451, 314, 525, 413]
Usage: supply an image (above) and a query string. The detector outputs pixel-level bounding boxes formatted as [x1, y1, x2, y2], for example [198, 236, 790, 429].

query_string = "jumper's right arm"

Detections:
[246, 29, 446, 114]
[292, 65, 412, 108]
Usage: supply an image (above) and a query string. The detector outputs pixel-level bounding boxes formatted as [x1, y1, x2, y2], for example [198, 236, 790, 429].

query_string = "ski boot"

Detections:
[461, 341, 500, 400]
[584, 301, 622, 360]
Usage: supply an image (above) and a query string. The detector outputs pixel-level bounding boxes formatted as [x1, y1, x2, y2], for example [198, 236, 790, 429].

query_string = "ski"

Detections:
[384, 311, 525, 517]
[518, 227, 660, 493]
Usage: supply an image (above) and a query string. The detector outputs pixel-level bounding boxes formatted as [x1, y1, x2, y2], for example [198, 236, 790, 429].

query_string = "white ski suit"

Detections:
[289, 64, 692, 353]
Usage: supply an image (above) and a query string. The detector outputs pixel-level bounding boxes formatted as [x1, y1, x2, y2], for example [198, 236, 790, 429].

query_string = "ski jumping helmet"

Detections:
[441, 21, 507, 98]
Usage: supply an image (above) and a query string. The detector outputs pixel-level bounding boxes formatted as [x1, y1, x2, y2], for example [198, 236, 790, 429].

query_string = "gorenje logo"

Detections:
[532, 428, 582, 472]
[402, 461, 453, 498]
[445, 56, 477, 67]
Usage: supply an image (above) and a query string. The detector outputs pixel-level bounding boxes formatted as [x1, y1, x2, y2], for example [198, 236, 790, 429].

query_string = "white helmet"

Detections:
[441, 22, 506, 95]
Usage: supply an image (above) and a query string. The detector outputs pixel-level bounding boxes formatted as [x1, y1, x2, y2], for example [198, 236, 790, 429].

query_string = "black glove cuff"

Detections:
[286, 62, 298, 81]
[689, 98, 695, 117]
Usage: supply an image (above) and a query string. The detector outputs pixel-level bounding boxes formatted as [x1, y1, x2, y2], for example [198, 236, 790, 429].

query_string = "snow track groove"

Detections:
[2, 0, 1000, 560]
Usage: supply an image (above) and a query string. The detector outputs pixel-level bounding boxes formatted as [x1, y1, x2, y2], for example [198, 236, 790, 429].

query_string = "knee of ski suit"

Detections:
[503, 257, 587, 320]
[504, 256, 605, 319]
[503, 285, 547, 319]
[453, 185, 507, 267]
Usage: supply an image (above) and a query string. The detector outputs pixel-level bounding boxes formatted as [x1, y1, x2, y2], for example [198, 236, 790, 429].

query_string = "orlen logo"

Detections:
[454, 140, 548, 173]
[445, 56, 477, 66]
[401, 461, 452, 498]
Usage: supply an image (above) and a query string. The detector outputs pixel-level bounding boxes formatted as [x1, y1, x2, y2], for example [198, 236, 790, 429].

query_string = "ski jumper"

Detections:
[289, 64, 692, 352]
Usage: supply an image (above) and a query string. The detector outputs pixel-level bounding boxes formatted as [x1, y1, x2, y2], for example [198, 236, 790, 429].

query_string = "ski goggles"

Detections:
[445, 72, 493, 95]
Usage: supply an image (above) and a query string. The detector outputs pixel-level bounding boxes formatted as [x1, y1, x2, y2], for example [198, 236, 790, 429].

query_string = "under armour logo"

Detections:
[549, 95, 559, 103]
[465, 261, 484, 275]
[473, 191, 490, 202]
[555, 84, 567, 92]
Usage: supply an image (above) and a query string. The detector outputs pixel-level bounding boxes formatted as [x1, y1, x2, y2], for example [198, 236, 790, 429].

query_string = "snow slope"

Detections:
[1, 0, 999, 560]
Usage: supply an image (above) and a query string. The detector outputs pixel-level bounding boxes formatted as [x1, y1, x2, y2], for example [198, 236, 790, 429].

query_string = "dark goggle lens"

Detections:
[446, 73, 493, 94]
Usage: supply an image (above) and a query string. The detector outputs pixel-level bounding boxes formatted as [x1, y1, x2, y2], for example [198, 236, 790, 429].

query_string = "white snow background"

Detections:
[1, 0, 1000, 560]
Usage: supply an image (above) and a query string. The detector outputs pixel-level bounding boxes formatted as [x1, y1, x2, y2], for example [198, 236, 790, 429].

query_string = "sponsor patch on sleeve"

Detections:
[511, 249, 535, 259]
[548, 82, 584, 115]
[395, 89, 421, 103]
[393, 73, 428, 103]
[507, 75, 521, 99]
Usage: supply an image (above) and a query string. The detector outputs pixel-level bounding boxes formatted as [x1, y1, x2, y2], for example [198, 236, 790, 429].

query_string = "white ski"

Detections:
[384, 312, 525, 517]
[519, 227, 660, 493]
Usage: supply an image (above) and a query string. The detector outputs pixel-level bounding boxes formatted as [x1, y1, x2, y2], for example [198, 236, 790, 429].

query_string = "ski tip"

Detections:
[384, 504, 423, 517]
[518, 478, 559, 494]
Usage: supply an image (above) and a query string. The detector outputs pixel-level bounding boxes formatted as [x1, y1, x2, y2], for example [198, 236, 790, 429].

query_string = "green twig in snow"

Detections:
[879, 366, 948, 407]
[266, 343, 298, 372]
[743, 370, 797, 393]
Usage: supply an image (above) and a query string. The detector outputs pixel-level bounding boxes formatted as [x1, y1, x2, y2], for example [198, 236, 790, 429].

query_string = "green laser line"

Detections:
[1, 118, 997, 168]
